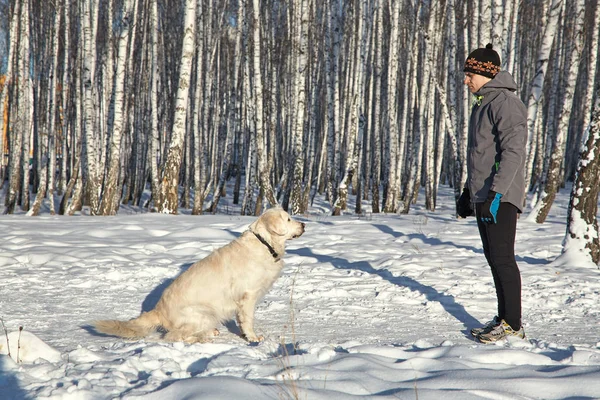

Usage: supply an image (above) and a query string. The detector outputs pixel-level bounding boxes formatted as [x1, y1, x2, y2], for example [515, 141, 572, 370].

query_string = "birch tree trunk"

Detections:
[191, 7, 205, 215]
[148, 0, 161, 209]
[424, 1, 442, 211]
[329, 0, 343, 207]
[157, 0, 196, 214]
[534, 0, 585, 223]
[460, 0, 470, 195]
[370, 0, 383, 213]
[98, 0, 135, 215]
[403, 2, 430, 214]
[29, 1, 62, 216]
[0, 0, 19, 192]
[524, 0, 563, 193]
[579, 2, 600, 146]
[504, 0, 519, 74]
[58, 0, 71, 196]
[3, 0, 20, 213]
[207, 0, 242, 214]
[333, 0, 368, 216]
[252, 0, 277, 212]
[491, 0, 504, 60]
[241, 0, 258, 216]
[478, 0, 491, 45]
[81, 0, 101, 214]
[290, 0, 308, 215]
[444, 0, 463, 208]
[19, 0, 33, 212]
[561, 87, 600, 265]
[382, 0, 401, 213]
[324, 0, 341, 207]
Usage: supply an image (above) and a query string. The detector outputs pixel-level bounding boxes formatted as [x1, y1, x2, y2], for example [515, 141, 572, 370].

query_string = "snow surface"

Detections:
[1, 186, 600, 400]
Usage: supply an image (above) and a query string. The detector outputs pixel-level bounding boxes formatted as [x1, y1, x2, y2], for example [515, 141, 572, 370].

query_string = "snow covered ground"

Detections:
[1, 187, 600, 399]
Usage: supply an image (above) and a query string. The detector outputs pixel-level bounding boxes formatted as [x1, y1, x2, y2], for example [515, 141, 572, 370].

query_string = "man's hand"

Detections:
[457, 188, 474, 218]
[480, 191, 502, 224]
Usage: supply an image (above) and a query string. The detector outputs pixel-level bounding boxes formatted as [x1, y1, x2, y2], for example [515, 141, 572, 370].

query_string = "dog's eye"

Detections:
[288, 218, 291, 222]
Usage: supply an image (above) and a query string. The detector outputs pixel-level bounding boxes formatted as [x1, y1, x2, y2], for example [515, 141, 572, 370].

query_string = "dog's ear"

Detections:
[268, 211, 290, 236]
[249, 217, 264, 235]
[251, 208, 289, 237]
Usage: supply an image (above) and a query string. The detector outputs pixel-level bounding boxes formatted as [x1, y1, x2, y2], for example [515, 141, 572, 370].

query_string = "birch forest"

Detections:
[0, 0, 599, 231]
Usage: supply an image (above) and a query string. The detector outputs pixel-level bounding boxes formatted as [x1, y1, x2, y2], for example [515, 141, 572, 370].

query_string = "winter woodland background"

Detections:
[0, 0, 599, 263]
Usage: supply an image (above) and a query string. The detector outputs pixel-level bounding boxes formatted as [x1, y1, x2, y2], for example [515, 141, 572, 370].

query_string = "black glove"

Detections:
[480, 191, 502, 224]
[457, 188, 474, 218]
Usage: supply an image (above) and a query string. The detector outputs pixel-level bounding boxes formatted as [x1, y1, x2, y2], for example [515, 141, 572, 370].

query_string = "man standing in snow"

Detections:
[457, 44, 527, 343]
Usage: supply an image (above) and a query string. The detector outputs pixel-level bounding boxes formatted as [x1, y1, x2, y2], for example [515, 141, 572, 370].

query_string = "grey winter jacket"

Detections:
[466, 71, 527, 212]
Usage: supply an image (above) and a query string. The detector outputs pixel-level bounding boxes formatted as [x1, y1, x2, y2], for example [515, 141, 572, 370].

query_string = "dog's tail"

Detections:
[94, 310, 162, 339]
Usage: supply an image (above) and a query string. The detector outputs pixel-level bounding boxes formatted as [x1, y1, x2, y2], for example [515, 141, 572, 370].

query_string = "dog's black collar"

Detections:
[251, 231, 279, 260]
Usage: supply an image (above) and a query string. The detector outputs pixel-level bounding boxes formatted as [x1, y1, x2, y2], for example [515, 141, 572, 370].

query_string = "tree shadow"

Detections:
[0, 356, 29, 400]
[289, 246, 481, 336]
[373, 223, 546, 265]
[373, 223, 483, 254]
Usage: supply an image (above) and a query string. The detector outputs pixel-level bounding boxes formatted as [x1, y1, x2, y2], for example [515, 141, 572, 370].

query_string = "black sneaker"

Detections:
[470, 316, 500, 337]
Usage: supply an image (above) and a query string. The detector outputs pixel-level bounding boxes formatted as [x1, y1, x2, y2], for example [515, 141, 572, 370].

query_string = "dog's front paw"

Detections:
[244, 334, 264, 343]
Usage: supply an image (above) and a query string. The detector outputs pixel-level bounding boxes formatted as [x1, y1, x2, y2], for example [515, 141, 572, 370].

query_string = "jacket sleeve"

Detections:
[490, 94, 527, 196]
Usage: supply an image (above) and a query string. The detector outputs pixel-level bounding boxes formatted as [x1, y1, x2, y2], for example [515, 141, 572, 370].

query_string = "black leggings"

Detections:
[475, 202, 522, 330]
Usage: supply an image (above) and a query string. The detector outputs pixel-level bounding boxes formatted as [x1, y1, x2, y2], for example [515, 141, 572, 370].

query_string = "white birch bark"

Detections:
[304, 52, 320, 210]
[207, 0, 242, 213]
[479, 0, 491, 45]
[534, 0, 585, 223]
[157, 0, 196, 214]
[242, 127, 258, 216]
[317, 4, 333, 199]
[491, 0, 504, 58]
[382, 0, 401, 213]
[524, 0, 564, 193]
[240, 0, 257, 215]
[333, 0, 368, 216]
[330, 0, 343, 205]
[192, 6, 205, 215]
[252, 0, 276, 210]
[290, 0, 308, 215]
[324, 1, 342, 207]
[0, 0, 19, 185]
[580, 2, 600, 137]
[424, 79, 436, 211]
[370, 0, 383, 213]
[29, 2, 62, 216]
[2, 0, 20, 213]
[98, 0, 134, 215]
[470, 0, 479, 50]
[403, 2, 431, 213]
[504, 0, 519, 74]
[58, 0, 71, 195]
[423, 4, 438, 211]
[65, 58, 85, 215]
[102, 0, 114, 151]
[81, 0, 101, 214]
[461, 0, 470, 193]
[444, 0, 463, 203]
[19, 0, 33, 212]
[429, 6, 446, 211]
[561, 89, 600, 265]
[148, 0, 160, 210]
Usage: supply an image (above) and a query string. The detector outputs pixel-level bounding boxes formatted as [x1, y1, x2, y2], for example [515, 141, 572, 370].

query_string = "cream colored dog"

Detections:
[94, 207, 305, 343]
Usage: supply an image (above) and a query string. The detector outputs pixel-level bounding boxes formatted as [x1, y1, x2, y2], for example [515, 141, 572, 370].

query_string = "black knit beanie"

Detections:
[464, 43, 501, 79]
